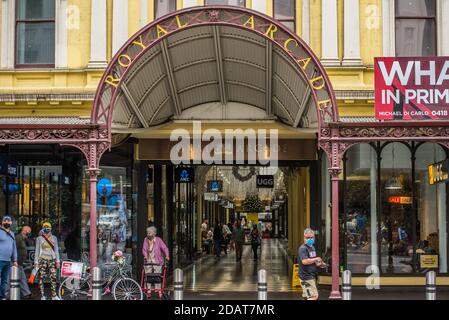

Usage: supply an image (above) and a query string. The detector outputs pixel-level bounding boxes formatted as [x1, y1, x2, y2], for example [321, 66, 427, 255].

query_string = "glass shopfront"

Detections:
[321, 142, 449, 275]
[0, 145, 83, 267]
[80, 143, 138, 269]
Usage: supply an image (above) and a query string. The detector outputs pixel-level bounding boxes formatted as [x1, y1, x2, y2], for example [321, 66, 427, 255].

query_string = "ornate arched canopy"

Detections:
[91, 6, 339, 140]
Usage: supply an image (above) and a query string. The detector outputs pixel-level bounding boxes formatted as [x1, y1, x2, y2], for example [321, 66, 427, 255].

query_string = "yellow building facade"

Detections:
[0, 0, 391, 118]
[2, 1, 449, 286]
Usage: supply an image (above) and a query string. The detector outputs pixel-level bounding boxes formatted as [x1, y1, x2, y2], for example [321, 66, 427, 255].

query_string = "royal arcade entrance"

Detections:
[2, 6, 449, 299]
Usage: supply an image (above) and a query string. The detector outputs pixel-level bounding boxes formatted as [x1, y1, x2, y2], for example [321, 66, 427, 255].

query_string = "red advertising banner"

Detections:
[375, 57, 449, 120]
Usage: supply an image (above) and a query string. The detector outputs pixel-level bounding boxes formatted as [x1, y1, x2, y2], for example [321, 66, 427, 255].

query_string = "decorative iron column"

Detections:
[87, 165, 100, 268]
[329, 164, 342, 299]
[320, 131, 355, 300]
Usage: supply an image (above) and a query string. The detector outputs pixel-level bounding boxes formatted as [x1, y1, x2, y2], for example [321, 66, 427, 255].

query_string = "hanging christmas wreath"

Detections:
[232, 166, 256, 182]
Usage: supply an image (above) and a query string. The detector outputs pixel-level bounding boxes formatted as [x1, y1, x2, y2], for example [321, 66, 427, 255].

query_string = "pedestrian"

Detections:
[142, 226, 170, 298]
[7, 226, 32, 299]
[222, 223, 232, 255]
[232, 220, 245, 262]
[213, 222, 222, 259]
[206, 228, 213, 254]
[250, 224, 260, 261]
[0, 216, 18, 300]
[297, 228, 326, 300]
[34, 222, 61, 300]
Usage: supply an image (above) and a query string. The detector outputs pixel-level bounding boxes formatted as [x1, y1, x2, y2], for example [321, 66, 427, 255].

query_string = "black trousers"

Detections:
[251, 244, 258, 259]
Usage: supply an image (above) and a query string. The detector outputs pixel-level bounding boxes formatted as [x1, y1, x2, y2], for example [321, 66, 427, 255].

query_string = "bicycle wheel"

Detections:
[112, 277, 143, 300]
[59, 276, 91, 300]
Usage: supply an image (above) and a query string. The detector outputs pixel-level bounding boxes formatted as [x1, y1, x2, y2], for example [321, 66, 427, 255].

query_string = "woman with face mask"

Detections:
[34, 222, 60, 300]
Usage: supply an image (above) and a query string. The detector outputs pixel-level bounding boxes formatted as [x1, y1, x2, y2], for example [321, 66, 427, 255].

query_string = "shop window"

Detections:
[319, 151, 331, 259]
[344, 144, 378, 274]
[81, 166, 134, 267]
[155, 0, 177, 19]
[274, 0, 295, 32]
[415, 143, 447, 273]
[15, 0, 55, 67]
[0, 164, 77, 260]
[395, 0, 437, 56]
[205, 0, 245, 6]
[380, 143, 413, 273]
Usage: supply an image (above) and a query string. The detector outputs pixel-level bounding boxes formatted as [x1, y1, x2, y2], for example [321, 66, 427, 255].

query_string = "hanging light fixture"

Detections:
[385, 144, 402, 190]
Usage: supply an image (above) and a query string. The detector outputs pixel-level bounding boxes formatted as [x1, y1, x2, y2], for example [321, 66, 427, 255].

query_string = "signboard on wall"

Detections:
[388, 196, 413, 205]
[0, 156, 18, 177]
[175, 167, 194, 183]
[428, 159, 449, 185]
[256, 175, 274, 188]
[375, 57, 449, 120]
[420, 255, 439, 269]
[204, 192, 218, 201]
[207, 180, 223, 192]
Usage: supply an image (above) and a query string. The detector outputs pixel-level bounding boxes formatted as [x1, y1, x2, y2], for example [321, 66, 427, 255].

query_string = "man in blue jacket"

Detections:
[0, 216, 18, 300]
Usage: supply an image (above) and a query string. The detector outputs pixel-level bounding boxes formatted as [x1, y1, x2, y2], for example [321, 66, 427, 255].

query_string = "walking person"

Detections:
[213, 222, 222, 259]
[250, 224, 260, 261]
[232, 220, 245, 262]
[298, 228, 327, 300]
[0, 216, 18, 300]
[206, 228, 213, 254]
[142, 226, 170, 297]
[222, 223, 232, 255]
[7, 226, 32, 299]
[34, 222, 60, 300]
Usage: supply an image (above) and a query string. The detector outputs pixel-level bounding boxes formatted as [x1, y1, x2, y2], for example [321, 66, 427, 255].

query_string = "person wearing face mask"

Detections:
[142, 226, 169, 297]
[34, 222, 60, 300]
[298, 228, 326, 300]
[5, 226, 32, 299]
[0, 216, 18, 300]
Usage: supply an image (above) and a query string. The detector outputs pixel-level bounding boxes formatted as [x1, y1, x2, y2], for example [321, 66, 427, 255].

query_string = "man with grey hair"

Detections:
[298, 228, 326, 300]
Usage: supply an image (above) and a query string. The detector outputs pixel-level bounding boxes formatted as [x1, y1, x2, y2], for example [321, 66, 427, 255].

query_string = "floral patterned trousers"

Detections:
[38, 258, 57, 298]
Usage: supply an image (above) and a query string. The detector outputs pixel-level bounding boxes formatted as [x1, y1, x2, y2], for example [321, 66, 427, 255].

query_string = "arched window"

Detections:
[380, 142, 413, 273]
[415, 143, 447, 273]
[344, 144, 378, 273]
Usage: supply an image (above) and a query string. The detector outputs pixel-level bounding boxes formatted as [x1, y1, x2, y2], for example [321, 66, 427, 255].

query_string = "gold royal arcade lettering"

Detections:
[103, 10, 332, 112]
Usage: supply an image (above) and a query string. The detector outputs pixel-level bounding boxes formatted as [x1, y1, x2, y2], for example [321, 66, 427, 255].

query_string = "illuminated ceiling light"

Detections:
[385, 176, 402, 190]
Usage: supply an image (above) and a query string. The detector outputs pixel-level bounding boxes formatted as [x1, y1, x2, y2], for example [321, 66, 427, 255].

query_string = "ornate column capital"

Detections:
[86, 168, 101, 180]
[328, 168, 342, 178]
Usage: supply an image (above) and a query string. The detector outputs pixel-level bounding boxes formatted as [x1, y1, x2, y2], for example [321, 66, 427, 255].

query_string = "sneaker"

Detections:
[52, 296, 61, 300]
[41, 296, 47, 300]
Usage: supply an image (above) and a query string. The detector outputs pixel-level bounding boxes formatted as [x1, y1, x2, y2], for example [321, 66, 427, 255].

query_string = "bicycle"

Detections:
[58, 256, 142, 300]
